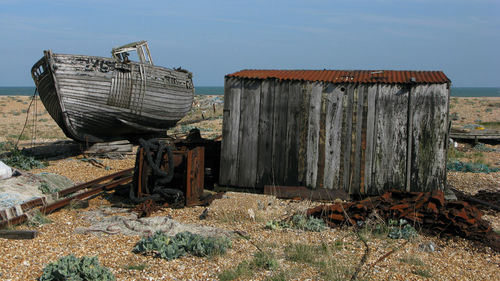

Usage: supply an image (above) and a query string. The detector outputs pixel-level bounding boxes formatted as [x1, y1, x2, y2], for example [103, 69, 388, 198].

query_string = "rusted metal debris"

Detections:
[132, 199, 163, 218]
[307, 189, 500, 252]
[0, 168, 133, 228]
[132, 140, 205, 207]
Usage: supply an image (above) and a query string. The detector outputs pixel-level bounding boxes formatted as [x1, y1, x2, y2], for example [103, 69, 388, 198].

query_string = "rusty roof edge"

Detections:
[225, 69, 451, 84]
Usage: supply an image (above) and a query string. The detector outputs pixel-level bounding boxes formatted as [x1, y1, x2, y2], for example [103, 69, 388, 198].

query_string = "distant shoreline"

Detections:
[0, 86, 499, 97]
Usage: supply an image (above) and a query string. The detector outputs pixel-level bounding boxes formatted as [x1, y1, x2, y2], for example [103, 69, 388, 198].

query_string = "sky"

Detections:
[0, 0, 499, 87]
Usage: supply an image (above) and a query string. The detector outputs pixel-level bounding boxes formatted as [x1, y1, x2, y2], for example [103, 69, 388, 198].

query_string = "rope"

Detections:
[130, 139, 181, 204]
[16, 89, 38, 148]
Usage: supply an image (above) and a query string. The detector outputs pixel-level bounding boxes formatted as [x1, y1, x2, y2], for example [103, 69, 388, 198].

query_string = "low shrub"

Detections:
[447, 160, 499, 173]
[133, 231, 231, 260]
[473, 143, 496, 152]
[27, 210, 52, 227]
[387, 219, 417, 240]
[39, 255, 115, 281]
[1, 146, 47, 170]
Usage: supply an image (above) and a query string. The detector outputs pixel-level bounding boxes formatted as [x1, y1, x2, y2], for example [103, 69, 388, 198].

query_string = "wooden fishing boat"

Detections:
[31, 41, 194, 143]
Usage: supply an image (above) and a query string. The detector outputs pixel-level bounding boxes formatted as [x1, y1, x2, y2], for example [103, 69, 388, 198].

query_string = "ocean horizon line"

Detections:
[1, 86, 499, 97]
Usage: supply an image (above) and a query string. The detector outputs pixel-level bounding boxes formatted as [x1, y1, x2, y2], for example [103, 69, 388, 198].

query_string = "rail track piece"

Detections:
[0, 169, 133, 228]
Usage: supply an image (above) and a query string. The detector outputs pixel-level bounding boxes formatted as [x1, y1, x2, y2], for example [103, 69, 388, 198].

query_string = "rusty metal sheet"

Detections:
[226, 70, 450, 84]
[307, 189, 500, 252]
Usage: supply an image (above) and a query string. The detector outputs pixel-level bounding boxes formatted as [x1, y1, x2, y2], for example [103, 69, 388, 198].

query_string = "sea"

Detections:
[0, 86, 499, 97]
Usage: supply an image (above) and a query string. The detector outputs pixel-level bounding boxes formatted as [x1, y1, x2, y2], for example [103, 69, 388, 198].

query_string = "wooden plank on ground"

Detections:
[0, 230, 38, 239]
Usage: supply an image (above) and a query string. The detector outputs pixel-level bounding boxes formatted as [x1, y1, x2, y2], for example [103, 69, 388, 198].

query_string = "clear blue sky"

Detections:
[0, 0, 499, 87]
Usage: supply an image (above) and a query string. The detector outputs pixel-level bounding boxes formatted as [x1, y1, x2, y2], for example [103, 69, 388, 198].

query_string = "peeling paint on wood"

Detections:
[220, 76, 449, 195]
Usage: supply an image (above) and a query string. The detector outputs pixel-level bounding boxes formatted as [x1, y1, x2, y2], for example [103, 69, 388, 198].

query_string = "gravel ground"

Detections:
[0, 95, 499, 280]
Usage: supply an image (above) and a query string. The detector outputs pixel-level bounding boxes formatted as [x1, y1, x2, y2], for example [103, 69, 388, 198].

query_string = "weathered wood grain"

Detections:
[341, 85, 354, 192]
[34, 51, 194, 143]
[219, 77, 241, 186]
[323, 84, 344, 190]
[409, 84, 449, 191]
[363, 85, 378, 194]
[305, 82, 322, 188]
[284, 81, 302, 185]
[372, 84, 408, 192]
[256, 80, 274, 187]
[351, 86, 366, 194]
[237, 79, 261, 187]
[272, 81, 289, 184]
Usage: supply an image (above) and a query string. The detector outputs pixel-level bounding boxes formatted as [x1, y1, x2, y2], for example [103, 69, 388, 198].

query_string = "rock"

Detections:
[418, 242, 437, 252]
[0, 161, 12, 180]
[199, 208, 209, 220]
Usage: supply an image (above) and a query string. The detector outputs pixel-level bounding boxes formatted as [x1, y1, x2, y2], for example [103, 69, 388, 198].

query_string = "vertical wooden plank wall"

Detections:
[219, 77, 241, 186]
[409, 84, 449, 191]
[322, 85, 344, 189]
[237, 79, 261, 187]
[220, 78, 448, 194]
[372, 85, 408, 192]
[305, 82, 323, 187]
[256, 80, 274, 186]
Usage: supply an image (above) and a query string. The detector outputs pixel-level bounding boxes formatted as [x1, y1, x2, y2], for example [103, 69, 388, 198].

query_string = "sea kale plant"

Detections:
[0, 143, 46, 170]
[39, 255, 115, 281]
[133, 231, 232, 260]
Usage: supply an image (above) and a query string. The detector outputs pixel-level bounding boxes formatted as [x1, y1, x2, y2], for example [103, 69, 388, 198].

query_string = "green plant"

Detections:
[318, 259, 353, 281]
[266, 214, 325, 232]
[447, 146, 465, 160]
[39, 182, 57, 195]
[450, 112, 459, 120]
[253, 251, 279, 270]
[218, 261, 254, 281]
[265, 270, 289, 281]
[447, 160, 499, 173]
[473, 143, 496, 152]
[412, 268, 432, 278]
[27, 210, 52, 227]
[0, 146, 47, 170]
[387, 219, 417, 240]
[124, 263, 147, 271]
[265, 220, 289, 230]
[284, 243, 321, 264]
[399, 255, 425, 266]
[218, 251, 280, 281]
[39, 255, 115, 281]
[133, 231, 231, 260]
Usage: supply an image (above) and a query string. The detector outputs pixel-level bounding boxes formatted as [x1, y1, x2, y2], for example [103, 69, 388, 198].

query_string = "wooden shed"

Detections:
[219, 70, 450, 195]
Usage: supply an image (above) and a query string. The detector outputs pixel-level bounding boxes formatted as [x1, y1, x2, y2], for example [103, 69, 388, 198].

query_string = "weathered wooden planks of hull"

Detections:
[31, 50, 194, 143]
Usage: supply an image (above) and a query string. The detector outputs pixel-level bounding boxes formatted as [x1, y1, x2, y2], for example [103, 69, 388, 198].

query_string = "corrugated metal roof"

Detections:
[226, 69, 450, 84]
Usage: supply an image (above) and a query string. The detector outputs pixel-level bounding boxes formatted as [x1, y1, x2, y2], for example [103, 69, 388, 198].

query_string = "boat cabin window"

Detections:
[112, 41, 154, 65]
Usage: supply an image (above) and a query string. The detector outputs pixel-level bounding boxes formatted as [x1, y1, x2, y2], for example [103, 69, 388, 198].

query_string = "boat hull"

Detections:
[31, 51, 194, 143]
